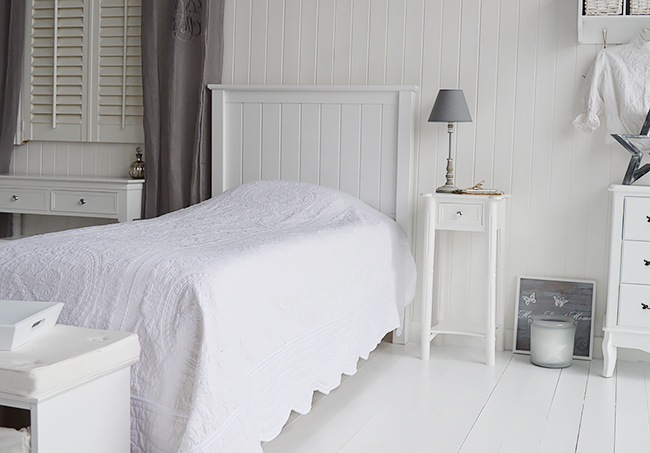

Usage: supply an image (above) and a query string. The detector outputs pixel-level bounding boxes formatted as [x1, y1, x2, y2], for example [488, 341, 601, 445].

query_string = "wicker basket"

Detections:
[629, 0, 650, 14]
[584, 0, 624, 15]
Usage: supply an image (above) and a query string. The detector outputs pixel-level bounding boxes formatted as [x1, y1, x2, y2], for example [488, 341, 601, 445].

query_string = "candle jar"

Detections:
[530, 315, 577, 368]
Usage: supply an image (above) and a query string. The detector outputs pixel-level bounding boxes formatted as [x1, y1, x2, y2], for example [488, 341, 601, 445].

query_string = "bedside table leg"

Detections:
[421, 198, 435, 360]
[485, 203, 498, 366]
[602, 331, 616, 378]
[421, 269, 434, 360]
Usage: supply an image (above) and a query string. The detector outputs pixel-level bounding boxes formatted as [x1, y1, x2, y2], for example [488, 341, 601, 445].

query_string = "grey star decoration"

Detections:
[611, 109, 650, 185]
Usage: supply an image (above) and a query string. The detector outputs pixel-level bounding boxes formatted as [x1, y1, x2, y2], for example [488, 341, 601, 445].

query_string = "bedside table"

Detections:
[420, 192, 509, 365]
[603, 184, 650, 377]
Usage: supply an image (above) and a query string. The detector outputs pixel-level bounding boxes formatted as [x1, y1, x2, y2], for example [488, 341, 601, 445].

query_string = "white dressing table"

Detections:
[0, 176, 144, 239]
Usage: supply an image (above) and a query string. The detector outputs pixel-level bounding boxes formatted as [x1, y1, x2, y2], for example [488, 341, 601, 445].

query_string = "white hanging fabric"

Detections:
[573, 33, 650, 141]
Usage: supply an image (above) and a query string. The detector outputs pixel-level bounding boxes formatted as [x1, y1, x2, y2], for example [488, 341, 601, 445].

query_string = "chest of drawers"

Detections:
[603, 184, 650, 377]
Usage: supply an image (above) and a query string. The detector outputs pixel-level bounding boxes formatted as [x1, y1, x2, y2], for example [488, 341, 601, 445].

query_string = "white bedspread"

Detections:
[0, 180, 416, 452]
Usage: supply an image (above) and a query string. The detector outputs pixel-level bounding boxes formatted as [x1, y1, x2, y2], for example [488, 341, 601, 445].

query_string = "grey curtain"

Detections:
[0, 0, 26, 174]
[0, 1, 26, 238]
[141, 0, 225, 218]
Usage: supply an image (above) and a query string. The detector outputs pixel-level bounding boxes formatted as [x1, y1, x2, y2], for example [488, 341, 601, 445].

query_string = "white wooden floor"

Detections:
[263, 342, 650, 453]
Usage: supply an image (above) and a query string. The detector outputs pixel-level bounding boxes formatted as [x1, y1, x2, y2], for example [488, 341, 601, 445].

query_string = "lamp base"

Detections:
[436, 184, 459, 193]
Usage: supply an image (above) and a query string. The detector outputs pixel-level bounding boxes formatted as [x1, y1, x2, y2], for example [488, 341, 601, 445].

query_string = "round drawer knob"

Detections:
[10, 195, 18, 201]
[79, 198, 87, 205]
[456, 211, 463, 218]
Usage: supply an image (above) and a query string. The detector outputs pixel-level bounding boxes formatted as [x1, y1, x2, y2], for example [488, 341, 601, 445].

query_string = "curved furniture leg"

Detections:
[602, 330, 616, 378]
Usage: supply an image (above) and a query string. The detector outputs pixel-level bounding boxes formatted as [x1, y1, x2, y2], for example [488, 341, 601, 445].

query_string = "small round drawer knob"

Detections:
[10, 195, 18, 201]
[456, 211, 463, 218]
[79, 198, 87, 205]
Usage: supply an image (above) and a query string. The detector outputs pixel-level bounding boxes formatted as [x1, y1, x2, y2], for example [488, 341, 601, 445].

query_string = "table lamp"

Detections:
[428, 89, 472, 193]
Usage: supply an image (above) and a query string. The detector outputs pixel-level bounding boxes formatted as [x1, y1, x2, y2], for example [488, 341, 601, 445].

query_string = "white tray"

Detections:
[0, 301, 64, 351]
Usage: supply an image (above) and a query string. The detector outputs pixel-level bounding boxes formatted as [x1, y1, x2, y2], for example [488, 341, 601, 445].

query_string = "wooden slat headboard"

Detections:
[207, 84, 418, 243]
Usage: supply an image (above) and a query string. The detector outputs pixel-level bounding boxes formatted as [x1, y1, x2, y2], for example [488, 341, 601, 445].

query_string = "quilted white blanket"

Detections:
[0, 180, 416, 452]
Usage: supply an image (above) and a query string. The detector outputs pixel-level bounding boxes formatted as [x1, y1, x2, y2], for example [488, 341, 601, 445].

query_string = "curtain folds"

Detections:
[0, 0, 26, 174]
[0, 1, 26, 238]
[141, 0, 225, 218]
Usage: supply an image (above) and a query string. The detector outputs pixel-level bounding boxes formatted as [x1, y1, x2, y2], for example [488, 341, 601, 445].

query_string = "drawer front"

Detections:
[51, 190, 118, 216]
[621, 241, 650, 285]
[618, 284, 650, 329]
[624, 196, 650, 241]
[436, 202, 483, 230]
[0, 188, 48, 212]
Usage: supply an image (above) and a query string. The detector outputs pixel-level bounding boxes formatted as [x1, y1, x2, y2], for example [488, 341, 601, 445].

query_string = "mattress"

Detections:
[0, 180, 416, 452]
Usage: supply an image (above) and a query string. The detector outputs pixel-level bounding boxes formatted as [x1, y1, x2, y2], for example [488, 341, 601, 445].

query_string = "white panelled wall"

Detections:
[12, 0, 644, 354]
[221, 0, 648, 354]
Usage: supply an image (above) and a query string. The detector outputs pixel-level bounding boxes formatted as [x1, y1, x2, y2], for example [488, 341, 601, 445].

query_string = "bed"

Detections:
[0, 85, 418, 452]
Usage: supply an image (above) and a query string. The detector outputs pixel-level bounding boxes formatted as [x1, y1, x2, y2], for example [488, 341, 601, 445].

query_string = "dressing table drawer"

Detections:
[51, 190, 119, 216]
[0, 188, 48, 212]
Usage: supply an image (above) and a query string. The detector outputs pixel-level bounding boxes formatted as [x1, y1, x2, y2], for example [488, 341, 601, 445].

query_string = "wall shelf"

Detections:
[579, 2, 650, 45]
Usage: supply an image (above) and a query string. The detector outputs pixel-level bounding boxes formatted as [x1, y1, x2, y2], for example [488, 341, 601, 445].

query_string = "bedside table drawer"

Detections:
[618, 284, 650, 329]
[51, 190, 118, 216]
[436, 202, 483, 231]
[0, 188, 48, 212]
[624, 197, 650, 241]
[621, 241, 650, 284]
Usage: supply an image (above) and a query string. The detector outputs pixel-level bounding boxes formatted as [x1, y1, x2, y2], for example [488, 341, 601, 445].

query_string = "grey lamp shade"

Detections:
[428, 89, 472, 123]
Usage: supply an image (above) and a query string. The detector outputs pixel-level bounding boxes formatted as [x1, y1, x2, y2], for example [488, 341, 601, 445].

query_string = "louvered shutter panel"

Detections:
[94, 0, 143, 143]
[25, 0, 87, 141]
[20, 0, 143, 144]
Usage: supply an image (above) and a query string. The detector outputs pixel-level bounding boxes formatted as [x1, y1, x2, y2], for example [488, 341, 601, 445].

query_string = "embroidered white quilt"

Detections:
[0, 180, 416, 453]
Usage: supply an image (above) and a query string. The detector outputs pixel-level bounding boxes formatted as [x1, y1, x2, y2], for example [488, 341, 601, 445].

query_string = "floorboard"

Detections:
[262, 344, 650, 453]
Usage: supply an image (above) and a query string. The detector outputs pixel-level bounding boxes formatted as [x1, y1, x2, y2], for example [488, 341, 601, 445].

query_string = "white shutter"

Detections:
[25, 0, 87, 141]
[94, 0, 143, 143]
[21, 0, 143, 144]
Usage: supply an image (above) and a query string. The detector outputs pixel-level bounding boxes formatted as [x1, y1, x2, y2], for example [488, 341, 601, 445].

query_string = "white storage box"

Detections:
[0, 301, 63, 351]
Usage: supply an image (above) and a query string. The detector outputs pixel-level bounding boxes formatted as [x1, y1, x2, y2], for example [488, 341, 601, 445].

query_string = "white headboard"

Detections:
[207, 85, 418, 243]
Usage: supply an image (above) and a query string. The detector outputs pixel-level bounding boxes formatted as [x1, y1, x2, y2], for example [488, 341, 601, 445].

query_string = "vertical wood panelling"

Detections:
[266, 0, 285, 85]
[349, 0, 370, 84]
[359, 104, 382, 210]
[261, 103, 282, 180]
[339, 104, 362, 197]
[300, 103, 321, 184]
[249, 0, 269, 85]
[280, 104, 301, 181]
[332, 0, 353, 84]
[225, 103, 244, 188]
[320, 104, 342, 189]
[299, 1, 319, 85]
[12, 140, 138, 178]
[380, 105, 398, 216]
[242, 103, 263, 183]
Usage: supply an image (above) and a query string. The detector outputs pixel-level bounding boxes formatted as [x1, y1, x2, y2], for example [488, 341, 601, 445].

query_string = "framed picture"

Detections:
[513, 276, 596, 360]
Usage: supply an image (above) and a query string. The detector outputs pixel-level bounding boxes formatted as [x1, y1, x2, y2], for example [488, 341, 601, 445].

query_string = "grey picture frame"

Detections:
[513, 276, 596, 360]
